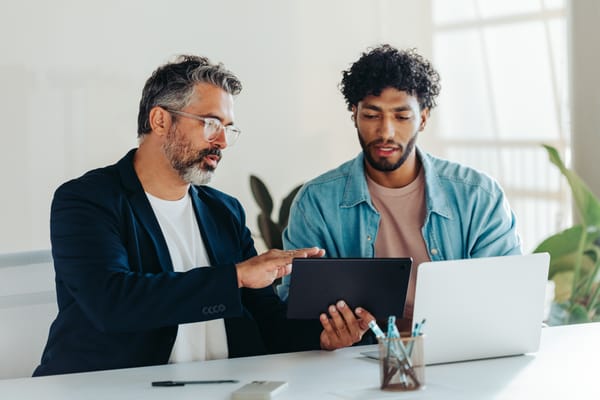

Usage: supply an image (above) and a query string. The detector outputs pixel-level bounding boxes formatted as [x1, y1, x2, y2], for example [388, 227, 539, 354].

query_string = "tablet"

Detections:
[286, 258, 412, 319]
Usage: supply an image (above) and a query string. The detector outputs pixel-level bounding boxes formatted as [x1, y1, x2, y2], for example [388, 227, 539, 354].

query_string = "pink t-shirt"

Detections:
[366, 168, 431, 321]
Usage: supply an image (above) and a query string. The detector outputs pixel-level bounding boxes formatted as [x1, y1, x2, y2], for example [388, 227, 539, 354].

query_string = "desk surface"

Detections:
[1, 323, 598, 399]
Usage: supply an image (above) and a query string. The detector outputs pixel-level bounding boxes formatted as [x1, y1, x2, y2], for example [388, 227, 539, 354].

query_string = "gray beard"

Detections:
[163, 125, 217, 186]
[181, 167, 213, 186]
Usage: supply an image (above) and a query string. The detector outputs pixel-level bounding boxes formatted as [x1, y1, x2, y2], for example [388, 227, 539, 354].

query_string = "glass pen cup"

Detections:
[377, 335, 425, 391]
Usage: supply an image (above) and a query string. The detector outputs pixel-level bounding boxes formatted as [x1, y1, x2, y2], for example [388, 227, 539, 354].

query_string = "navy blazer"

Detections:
[34, 149, 320, 376]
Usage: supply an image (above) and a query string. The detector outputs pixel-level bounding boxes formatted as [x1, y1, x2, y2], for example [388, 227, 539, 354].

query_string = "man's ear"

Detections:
[351, 106, 358, 128]
[148, 106, 171, 136]
[419, 108, 430, 131]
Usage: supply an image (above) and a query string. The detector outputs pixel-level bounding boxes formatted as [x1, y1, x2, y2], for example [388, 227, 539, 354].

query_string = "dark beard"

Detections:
[358, 131, 418, 172]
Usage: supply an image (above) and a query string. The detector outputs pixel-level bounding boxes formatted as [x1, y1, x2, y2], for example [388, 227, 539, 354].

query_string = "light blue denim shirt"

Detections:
[278, 147, 522, 300]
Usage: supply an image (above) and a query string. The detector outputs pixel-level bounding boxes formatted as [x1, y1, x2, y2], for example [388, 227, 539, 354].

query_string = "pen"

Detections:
[387, 315, 400, 338]
[412, 322, 420, 337]
[152, 380, 239, 387]
[408, 318, 426, 355]
[384, 316, 408, 388]
[368, 320, 386, 339]
[416, 318, 426, 336]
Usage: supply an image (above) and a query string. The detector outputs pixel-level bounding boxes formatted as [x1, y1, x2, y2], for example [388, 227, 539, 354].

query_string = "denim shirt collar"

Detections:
[340, 152, 373, 209]
[418, 147, 453, 220]
[340, 147, 453, 220]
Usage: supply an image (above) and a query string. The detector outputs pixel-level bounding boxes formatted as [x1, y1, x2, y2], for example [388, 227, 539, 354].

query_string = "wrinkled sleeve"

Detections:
[278, 188, 327, 301]
[50, 181, 243, 333]
[469, 182, 522, 258]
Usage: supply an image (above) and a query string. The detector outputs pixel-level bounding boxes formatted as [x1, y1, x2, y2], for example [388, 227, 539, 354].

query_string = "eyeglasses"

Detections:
[165, 109, 242, 146]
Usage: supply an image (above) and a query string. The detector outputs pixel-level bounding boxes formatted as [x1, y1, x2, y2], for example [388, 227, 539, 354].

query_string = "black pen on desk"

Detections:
[152, 380, 239, 387]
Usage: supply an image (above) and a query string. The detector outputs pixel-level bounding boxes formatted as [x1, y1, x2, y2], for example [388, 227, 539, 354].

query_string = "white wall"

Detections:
[0, 0, 431, 252]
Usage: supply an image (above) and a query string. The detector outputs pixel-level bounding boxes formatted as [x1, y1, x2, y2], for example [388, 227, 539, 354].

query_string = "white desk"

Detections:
[1, 323, 598, 399]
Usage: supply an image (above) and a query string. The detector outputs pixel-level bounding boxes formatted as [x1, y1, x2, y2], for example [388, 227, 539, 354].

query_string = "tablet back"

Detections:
[286, 258, 412, 319]
[412, 253, 550, 365]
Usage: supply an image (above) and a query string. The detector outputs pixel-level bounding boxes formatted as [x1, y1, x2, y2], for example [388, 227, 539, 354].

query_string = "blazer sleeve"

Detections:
[50, 179, 244, 333]
[220, 197, 323, 353]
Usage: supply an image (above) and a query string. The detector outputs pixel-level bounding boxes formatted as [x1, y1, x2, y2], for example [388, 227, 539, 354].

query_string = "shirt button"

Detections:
[367, 235, 372, 241]
[431, 248, 438, 255]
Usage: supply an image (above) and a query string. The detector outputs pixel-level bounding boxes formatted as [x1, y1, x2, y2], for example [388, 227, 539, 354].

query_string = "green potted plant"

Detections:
[249, 175, 302, 250]
[533, 145, 600, 324]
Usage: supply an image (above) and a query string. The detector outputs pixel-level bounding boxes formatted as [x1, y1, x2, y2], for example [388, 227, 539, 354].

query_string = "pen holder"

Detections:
[377, 335, 425, 391]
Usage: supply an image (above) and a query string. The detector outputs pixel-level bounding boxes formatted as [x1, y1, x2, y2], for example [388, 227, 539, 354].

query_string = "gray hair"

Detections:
[137, 55, 242, 136]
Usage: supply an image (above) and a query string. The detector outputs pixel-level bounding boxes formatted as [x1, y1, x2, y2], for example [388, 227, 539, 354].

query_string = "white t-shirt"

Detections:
[146, 190, 228, 363]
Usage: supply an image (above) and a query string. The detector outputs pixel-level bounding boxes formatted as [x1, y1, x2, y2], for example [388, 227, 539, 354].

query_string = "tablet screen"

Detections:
[286, 258, 412, 319]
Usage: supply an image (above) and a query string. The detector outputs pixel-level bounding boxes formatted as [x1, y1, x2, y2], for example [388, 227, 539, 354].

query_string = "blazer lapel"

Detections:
[189, 185, 220, 265]
[117, 149, 173, 272]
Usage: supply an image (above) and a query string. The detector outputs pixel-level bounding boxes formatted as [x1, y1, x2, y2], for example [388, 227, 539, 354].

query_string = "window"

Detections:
[431, 0, 570, 252]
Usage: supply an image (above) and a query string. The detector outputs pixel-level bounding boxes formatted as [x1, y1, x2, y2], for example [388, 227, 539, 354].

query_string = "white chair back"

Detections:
[0, 250, 56, 379]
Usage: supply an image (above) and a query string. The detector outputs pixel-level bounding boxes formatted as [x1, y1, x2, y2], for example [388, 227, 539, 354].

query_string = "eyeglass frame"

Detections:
[164, 108, 242, 146]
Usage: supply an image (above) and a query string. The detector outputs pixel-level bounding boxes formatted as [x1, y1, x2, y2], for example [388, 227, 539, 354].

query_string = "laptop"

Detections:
[411, 253, 550, 365]
[286, 258, 412, 319]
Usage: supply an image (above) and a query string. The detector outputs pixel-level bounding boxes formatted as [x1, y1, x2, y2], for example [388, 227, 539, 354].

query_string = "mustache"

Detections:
[365, 138, 402, 150]
[196, 147, 222, 162]
[179, 147, 222, 169]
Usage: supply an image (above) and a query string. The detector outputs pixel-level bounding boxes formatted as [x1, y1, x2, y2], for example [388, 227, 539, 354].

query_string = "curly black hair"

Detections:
[340, 44, 441, 111]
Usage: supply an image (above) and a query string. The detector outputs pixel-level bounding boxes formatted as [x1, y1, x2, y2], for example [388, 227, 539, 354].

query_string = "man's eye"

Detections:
[206, 119, 221, 129]
[362, 114, 379, 119]
[396, 115, 410, 120]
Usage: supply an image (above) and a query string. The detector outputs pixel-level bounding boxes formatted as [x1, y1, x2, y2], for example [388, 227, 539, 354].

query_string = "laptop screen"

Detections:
[412, 253, 550, 364]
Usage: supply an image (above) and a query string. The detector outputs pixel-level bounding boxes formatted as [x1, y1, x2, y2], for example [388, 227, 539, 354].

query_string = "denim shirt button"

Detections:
[431, 248, 438, 256]
[367, 235, 372, 241]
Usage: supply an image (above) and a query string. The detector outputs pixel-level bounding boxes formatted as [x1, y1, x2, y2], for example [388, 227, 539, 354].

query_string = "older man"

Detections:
[34, 55, 373, 376]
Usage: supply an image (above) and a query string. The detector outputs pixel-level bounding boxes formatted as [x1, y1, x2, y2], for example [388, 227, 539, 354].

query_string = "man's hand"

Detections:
[235, 247, 325, 289]
[319, 301, 375, 350]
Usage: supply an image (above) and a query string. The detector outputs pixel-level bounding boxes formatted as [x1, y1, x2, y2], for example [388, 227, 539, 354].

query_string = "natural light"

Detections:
[431, 0, 570, 252]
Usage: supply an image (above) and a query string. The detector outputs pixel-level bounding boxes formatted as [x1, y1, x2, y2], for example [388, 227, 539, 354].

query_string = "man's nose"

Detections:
[211, 127, 228, 149]
[379, 117, 395, 139]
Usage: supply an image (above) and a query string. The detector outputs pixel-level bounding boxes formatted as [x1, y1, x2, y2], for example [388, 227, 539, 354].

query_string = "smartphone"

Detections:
[231, 381, 288, 400]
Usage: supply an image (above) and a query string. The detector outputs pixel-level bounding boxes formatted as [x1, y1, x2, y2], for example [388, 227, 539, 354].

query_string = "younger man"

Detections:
[279, 45, 521, 329]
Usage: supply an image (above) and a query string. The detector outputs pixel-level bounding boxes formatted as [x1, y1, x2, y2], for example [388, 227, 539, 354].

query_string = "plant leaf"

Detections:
[250, 175, 274, 216]
[568, 303, 590, 323]
[535, 225, 589, 279]
[543, 144, 600, 226]
[257, 213, 283, 250]
[278, 184, 303, 229]
[552, 272, 573, 302]
[534, 225, 584, 260]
